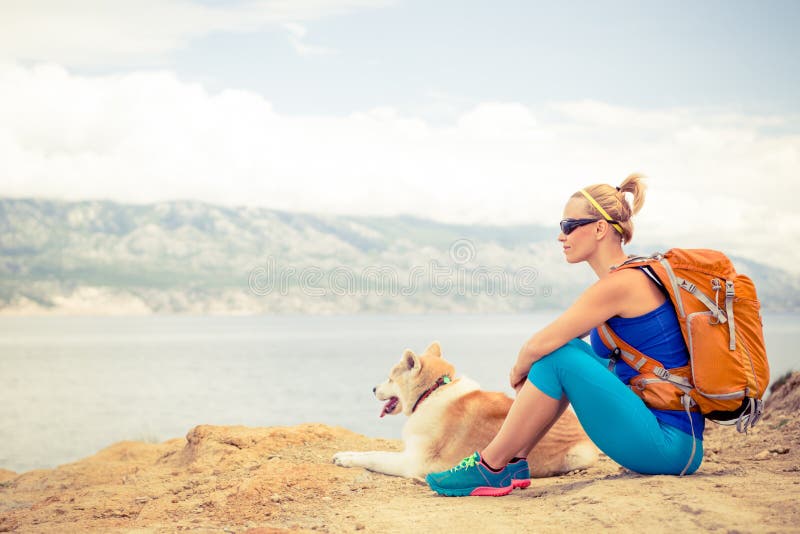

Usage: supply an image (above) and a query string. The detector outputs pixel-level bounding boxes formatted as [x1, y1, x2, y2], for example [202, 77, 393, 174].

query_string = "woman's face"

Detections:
[558, 197, 598, 264]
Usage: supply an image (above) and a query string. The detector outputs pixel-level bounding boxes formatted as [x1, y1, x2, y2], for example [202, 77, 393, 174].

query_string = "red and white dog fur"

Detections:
[333, 342, 597, 479]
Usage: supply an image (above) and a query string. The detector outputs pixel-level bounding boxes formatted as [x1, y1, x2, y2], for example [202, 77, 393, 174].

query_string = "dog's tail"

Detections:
[562, 441, 599, 472]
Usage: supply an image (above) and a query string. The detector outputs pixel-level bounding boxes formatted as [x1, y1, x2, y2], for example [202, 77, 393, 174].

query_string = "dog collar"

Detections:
[411, 375, 452, 413]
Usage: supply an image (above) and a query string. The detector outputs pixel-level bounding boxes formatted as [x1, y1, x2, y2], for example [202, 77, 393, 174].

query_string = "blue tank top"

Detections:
[590, 299, 705, 438]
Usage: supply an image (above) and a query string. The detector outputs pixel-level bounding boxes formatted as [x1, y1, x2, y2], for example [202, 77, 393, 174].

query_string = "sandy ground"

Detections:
[1, 374, 799, 534]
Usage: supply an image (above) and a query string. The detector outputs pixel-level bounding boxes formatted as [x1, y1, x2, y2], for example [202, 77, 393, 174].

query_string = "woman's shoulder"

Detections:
[580, 268, 644, 307]
[603, 267, 667, 317]
[609, 266, 650, 282]
[596, 267, 650, 291]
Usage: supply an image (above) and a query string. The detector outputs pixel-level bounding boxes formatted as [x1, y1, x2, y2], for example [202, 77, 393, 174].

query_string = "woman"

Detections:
[426, 174, 704, 497]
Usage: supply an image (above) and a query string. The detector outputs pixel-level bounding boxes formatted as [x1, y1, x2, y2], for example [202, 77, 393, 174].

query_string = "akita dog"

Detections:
[333, 342, 597, 479]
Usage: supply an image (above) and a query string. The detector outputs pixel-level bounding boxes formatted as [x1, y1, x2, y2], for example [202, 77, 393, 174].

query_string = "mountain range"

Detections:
[2, 197, 798, 314]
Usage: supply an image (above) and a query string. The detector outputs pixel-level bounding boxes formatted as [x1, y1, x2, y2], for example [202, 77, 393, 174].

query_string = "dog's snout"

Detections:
[372, 386, 377, 394]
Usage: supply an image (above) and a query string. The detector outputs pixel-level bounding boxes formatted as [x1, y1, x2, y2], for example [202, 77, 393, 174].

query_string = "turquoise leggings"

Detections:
[528, 338, 703, 475]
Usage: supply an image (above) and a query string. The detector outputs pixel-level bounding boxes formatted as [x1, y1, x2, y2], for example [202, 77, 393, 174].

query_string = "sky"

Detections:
[1, 0, 799, 271]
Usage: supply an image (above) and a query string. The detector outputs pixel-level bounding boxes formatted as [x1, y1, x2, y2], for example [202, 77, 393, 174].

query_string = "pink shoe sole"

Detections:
[468, 485, 514, 497]
[512, 479, 531, 489]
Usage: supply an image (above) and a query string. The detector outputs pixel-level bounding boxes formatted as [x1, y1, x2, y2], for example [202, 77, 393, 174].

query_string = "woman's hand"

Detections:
[509, 361, 529, 393]
[510, 339, 537, 392]
[505, 271, 632, 395]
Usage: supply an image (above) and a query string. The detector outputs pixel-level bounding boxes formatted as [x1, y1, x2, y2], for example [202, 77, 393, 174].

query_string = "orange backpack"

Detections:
[597, 249, 770, 433]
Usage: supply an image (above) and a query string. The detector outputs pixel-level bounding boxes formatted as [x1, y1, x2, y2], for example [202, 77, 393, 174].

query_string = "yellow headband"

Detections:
[579, 189, 625, 236]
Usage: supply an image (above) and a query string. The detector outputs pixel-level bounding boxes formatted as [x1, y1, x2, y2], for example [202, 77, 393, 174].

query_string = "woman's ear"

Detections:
[595, 220, 611, 240]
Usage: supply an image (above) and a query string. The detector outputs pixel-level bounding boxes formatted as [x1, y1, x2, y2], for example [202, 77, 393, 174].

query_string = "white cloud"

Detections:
[283, 22, 308, 39]
[0, 0, 389, 66]
[283, 22, 338, 57]
[1, 63, 799, 272]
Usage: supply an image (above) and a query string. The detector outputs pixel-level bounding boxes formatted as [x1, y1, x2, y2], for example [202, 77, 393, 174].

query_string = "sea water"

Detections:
[0, 313, 797, 473]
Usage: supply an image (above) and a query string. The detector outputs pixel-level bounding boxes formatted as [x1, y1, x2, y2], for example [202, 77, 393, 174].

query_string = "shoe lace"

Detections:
[450, 453, 478, 472]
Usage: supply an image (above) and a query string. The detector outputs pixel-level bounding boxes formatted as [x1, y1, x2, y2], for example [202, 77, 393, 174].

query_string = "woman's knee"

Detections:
[530, 338, 597, 371]
[526, 338, 601, 398]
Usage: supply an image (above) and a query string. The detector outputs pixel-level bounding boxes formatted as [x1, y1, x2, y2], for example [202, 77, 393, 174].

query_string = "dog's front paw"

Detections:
[332, 451, 362, 468]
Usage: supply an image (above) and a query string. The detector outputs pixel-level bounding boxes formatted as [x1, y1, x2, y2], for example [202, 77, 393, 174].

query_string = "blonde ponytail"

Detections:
[571, 173, 647, 244]
[618, 173, 646, 216]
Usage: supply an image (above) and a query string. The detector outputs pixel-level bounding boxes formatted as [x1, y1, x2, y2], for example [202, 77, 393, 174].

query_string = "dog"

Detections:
[333, 342, 597, 479]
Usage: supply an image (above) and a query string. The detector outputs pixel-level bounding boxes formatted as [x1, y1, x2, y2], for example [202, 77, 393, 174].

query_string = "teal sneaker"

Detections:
[508, 457, 531, 489]
[425, 452, 513, 497]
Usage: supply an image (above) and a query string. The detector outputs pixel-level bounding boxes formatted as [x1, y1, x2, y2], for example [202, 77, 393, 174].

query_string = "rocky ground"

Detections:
[1, 374, 799, 534]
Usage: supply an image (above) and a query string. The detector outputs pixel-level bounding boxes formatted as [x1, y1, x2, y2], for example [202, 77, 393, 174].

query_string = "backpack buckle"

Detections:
[725, 280, 735, 297]
[679, 280, 697, 294]
[654, 367, 670, 380]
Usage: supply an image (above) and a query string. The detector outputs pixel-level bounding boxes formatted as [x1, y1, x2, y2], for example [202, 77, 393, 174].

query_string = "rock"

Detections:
[679, 504, 703, 515]
[765, 372, 800, 414]
[1, 421, 798, 532]
[0, 469, 17, 484]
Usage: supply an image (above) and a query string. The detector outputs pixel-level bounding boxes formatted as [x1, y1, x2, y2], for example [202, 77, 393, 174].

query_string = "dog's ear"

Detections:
[424, 341, 442, 358]
[402, 349, 421, 373]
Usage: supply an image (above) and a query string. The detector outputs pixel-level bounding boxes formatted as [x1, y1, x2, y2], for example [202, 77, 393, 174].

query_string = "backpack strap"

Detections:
[725, 280, 736, 350]
[597, 324, 656, 374]
[673, 276, 728, 325]
[612, 254, 729, 324]
[596, 323, 693, 391]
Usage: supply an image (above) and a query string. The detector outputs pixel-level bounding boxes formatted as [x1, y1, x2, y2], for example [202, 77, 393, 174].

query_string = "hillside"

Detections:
[2, 197, 798, 315]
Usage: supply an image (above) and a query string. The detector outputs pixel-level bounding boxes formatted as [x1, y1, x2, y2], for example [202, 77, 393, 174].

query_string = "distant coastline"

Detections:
[3, 197, 799, 315]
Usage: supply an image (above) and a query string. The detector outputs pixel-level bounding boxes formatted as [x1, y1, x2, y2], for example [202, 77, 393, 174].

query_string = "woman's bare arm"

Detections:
[509, 270, 635, 389]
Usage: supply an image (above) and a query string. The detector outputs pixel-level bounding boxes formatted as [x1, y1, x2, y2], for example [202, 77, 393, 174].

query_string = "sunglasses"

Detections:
[560, 218, 620, 235]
